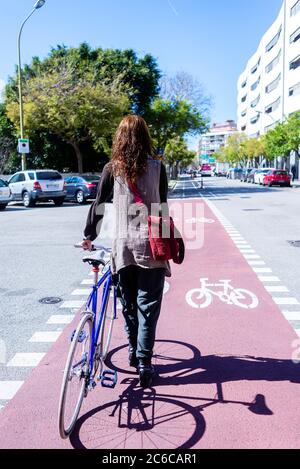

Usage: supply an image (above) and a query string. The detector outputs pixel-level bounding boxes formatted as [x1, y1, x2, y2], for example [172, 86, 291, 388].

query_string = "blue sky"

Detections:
[0, 0, 283, 129]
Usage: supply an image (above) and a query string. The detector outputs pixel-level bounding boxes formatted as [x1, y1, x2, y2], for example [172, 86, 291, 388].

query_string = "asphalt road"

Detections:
[1, 177, 300, 408]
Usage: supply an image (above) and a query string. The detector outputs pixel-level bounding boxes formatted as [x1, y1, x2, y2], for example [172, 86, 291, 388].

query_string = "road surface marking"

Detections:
[46, 315, 75, 324]
[29, 331, 63, 343]
[0, 381, 24, 400]
[7, 353, 46, 367]
[253, 268, 273, 273]
[265, 286, 290, 293]
[258, 276, 281, 282]
[240, 250, 256, 254]
[247, 261, 266, 266]
[60, 300, 86, 309]
[273, 297, 300, 305]
[71, 289, 91, 296]
[243, 254, 261, 259]
[81, 279, 94, 285]
[282, 311, 300, 321]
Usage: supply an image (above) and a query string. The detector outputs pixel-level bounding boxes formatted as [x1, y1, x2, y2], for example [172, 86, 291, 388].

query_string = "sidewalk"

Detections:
[0, 198, 300, 449]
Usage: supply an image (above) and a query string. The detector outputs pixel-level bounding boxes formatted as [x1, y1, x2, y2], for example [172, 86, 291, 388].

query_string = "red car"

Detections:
[263, 170, 291, 187]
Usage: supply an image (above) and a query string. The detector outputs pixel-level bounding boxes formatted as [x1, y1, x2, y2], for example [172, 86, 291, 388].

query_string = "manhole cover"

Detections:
[39, 297, 62, 305]
[288, 241, 300, 248]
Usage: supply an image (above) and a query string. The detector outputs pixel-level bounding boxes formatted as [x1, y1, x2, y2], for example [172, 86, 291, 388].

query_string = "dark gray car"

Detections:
[64, 175, 101, 204]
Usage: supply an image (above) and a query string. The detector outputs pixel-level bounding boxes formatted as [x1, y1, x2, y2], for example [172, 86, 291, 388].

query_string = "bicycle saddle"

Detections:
[82, 251, 109, 267]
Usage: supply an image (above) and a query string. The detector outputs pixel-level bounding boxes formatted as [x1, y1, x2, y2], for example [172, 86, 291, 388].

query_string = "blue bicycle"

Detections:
[58, 245, 118, 439]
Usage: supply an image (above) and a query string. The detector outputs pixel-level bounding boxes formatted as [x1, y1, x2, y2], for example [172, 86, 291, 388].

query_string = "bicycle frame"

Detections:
[85, 266, 117, 375]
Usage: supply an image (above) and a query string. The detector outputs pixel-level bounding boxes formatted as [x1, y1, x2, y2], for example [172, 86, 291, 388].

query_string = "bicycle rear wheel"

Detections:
[58, 313, 93, 439]
[99, 287, 116, 362]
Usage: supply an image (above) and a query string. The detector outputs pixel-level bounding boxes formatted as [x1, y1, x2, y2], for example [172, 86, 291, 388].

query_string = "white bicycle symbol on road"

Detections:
[186, 278, 259, 310]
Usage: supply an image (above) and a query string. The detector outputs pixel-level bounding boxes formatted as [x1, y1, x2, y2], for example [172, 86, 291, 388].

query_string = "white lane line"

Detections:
[258, 276, 281, 282]
[47, 315, 75, 324]
[60, 300, 86, 309]
[265, 286, 290, 293]
[240, 249, 256, 253]
[81, 279, 94, 285]
[234, 241, 249, 245]
[29, 331, 63, 343]
[7, 353, 46, 367]
[71, 289, 91, 296]
[0, 381, 24, 400]
[247, 261, 266, 266]
[243, 254, 261, 259]
[273, 298, 300, 306]
[253, 268, 273, 273]
[282, 311, 300, 320]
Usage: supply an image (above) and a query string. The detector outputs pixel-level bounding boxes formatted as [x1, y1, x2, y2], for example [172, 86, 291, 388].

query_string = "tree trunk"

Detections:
[70, 141, 83, 174]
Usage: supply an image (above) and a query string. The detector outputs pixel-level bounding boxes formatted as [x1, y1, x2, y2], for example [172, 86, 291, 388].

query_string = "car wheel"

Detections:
[268, 183, 272, 187]
[76, 190, 86, 205]
[54, 198, 65, 206]
[0, 204, 7, 210]
[23, 191, 35, 208]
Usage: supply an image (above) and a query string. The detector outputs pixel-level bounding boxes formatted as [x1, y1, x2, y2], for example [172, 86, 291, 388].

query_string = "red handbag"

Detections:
[128, 181, 185, 265]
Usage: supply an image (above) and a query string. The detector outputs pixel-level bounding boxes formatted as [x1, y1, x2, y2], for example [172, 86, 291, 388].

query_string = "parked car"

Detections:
[246, 169, 258, 183]
[240, 168, 253, 182]
[8, 170, 66, 208]
[64, 175, 101, 204]
[254, 168, 275, 185]
[263, 170, 291, 187]
[200, 164, 212, 177]
[0, 178, 11, 210]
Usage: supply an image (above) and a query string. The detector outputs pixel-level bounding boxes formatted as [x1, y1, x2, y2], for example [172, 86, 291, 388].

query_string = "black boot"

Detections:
[128, 347, 139, 368]
[138, 363, 155, 389]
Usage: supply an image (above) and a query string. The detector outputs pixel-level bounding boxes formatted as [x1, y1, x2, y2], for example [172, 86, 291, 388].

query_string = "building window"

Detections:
[251, 58, 261, 74]
[289, 82, 300, 96]
[241, 80, 247, 88]
[265, 50, 281, 73]
[290, 27, 300, 44]
[266, 27, 282, 53]
[250, 114, 260, 125]
[265, 97, 281, 114]
[265, 73, 281, 93]
[290, 55, 300, 70]
[251, 95, 260, 108]
[265, 121, 280, 133]
[241, 95, 247, 103]
[241, 125, 247, 131]
[251, 76, 260, 91]
[291, 0, 300, 16]
[241, 109, 247, 117]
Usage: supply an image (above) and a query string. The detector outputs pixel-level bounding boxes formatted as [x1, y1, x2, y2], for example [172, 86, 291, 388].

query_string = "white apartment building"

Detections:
[199, 120, 237, 162]
[237, 0, 300, 138]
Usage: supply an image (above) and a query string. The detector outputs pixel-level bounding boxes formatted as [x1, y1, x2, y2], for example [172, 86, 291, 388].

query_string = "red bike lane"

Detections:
[0, 198, 300, 449]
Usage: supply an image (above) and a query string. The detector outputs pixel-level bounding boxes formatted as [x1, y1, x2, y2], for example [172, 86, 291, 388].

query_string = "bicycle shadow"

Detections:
[69, 339, 300, 449]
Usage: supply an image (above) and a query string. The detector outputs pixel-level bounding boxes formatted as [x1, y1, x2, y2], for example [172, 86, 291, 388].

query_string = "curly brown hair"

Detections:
[111, 115, 154, 182]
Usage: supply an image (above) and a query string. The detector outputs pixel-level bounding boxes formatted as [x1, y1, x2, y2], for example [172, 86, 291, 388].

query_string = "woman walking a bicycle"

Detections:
[82, 115, 171, 388]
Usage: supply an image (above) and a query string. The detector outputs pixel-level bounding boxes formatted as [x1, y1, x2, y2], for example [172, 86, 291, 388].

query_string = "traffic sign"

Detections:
[18, 139, 30, 154]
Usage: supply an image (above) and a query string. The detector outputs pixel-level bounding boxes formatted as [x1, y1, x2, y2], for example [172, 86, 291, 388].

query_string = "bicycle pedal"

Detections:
[101, 370, 117, 388]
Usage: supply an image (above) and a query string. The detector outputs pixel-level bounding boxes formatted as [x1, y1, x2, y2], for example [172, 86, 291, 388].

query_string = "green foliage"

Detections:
[0, 103, 18, 173]
[146, 98, 208, 152]
[164, 138, 196, 178]
[264, 123, 290, 159]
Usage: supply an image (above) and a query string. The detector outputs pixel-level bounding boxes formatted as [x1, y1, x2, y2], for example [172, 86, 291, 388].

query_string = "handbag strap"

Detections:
[127, 180, 144, 204]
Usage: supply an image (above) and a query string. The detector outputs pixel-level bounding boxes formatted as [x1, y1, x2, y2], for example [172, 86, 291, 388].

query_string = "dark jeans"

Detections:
[118, 265, 166, 364]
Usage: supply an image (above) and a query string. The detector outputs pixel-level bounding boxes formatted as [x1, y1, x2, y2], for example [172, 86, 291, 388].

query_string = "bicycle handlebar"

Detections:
[74, 243, 112, 253]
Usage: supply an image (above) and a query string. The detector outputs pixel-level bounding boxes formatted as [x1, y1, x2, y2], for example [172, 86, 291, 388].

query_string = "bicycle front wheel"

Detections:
[58, 313, 93, 439]
[99, 288, 116, 362]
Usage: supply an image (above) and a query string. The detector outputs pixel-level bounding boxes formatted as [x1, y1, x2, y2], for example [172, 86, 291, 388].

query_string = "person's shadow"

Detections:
[69, 340, 300, 449]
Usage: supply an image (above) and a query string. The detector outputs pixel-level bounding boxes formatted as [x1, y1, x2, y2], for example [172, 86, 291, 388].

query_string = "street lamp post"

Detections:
[18, 0, 46, 171]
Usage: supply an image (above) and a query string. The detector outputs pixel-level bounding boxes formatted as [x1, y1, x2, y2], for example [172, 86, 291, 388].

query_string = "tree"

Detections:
[146, 98, 208, 152]
[164, 138, 196, 179]
[264, 123, 290, 165]
[241, 137, 266, 167]
[6, 43, 161, 116]
[0, 103, 17, 173]
[286, 111, 300, 156]
[6, 66, 129, 173]
[160, 71, 212, 117]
